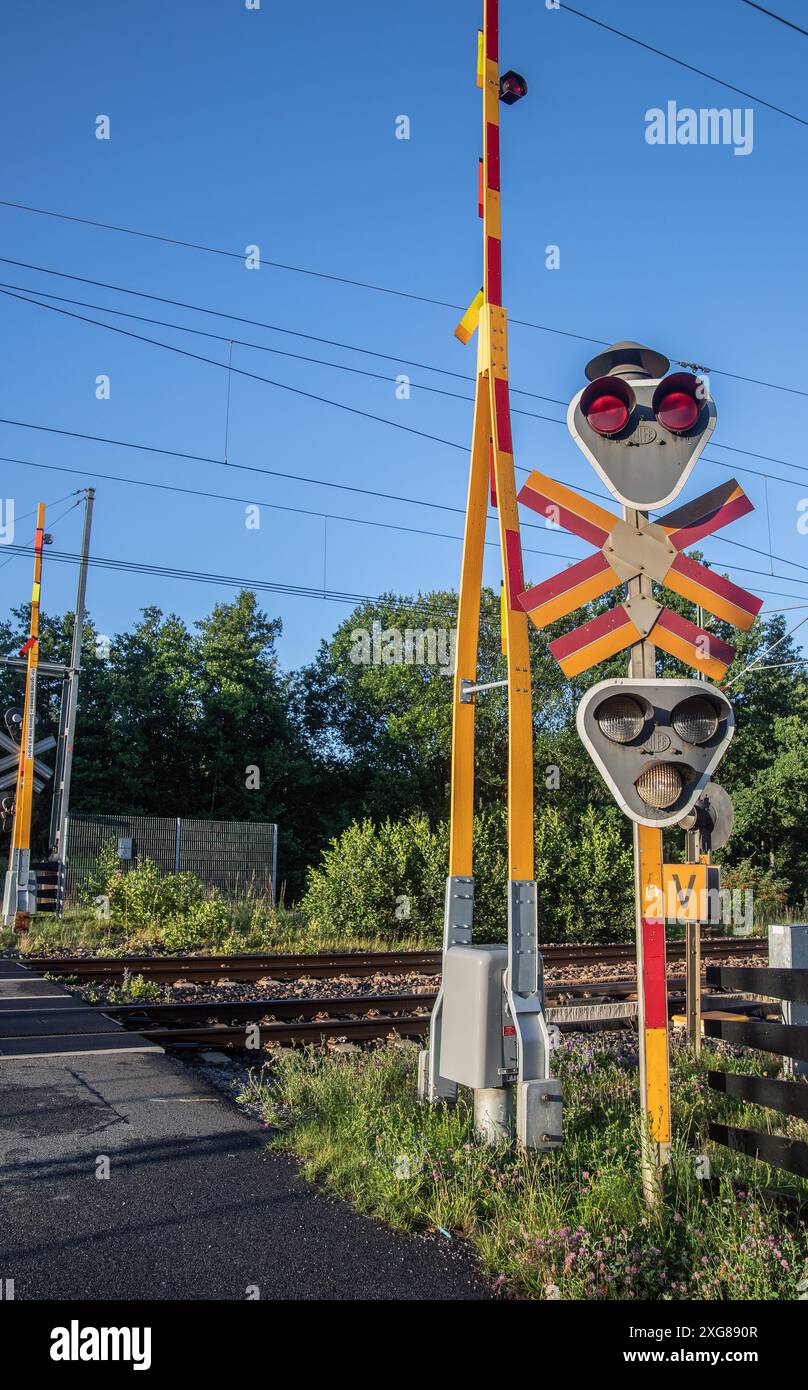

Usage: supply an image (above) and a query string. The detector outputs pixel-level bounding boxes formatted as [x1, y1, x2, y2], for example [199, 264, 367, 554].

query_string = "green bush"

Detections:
[161, 898, 231, 952]
[77, 838, 121, 906]
[300, 805, 634, 944]
[300, 814, 446, 942]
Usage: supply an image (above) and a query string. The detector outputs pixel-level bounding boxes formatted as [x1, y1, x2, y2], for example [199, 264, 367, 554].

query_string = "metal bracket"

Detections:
[508, 879, 539, 997]
[459, 677, 508, 704]
[504, 879, 553, 1092]
[418, 876, 474, 1104]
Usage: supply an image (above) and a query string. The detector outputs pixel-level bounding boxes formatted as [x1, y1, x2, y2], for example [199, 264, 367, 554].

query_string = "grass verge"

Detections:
[238, 1034, 808, 1300]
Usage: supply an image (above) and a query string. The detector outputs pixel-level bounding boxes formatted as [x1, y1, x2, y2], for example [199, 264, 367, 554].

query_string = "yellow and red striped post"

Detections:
[449, 0, 534, 882]
[634, 822, 671, 1203]
[3, 502, 46, 931]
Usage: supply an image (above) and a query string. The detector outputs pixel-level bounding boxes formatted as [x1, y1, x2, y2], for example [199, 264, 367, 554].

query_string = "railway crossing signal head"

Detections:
[576, 678, 735, 827]
[567, 342, 717, 510]
[499, 70, 528, 104]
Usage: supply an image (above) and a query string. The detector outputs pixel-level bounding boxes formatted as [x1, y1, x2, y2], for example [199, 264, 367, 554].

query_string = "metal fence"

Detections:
[704, 924, 808, 1182]
[64, 813, 278, 906]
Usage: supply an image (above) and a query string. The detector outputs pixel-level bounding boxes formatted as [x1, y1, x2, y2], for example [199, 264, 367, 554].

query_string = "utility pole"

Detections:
[2, 503, 47, 930]
[49, 487, 94, 904]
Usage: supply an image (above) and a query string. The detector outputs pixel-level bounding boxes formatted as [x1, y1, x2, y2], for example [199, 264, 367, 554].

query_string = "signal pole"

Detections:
[626, 501, 670, 1205]
[420, 1, 560, 1149]
[2, 503, 47, 930]
[49, 487, 94, 897]
[515, 341, 760, 1205]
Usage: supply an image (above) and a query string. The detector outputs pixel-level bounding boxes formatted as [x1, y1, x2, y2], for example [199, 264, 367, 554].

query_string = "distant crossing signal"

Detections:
[576, 679, 735, 827]
[0, 708, 55, 796]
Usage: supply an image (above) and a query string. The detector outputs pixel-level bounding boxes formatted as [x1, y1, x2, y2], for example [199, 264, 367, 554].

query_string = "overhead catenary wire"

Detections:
[0, 539, 504, 629]
[4, 450, 808, 609]
[0, 490, 83, 572]
[4, 410, 808, 588]
[740, 1, 808, 39]
[559, 2, 808, 127]
[0, 286, 472, 458]
[0, 221, 805, 398]
[4, 537, 805, 649]
[722, 611, 808, 688]
[0, 277, 569, 425]
[6, 444, 806, 614]
[4, 274, 807, 479]
[0, 451, 586, 570]
[6, 280, 808, 580]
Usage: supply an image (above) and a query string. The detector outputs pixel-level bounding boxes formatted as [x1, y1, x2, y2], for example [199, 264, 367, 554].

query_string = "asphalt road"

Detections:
[0, 1048, 490, 1301]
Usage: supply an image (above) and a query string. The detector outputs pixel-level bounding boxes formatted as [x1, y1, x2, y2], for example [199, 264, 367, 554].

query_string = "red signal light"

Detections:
[586, 393, 629, 435]
[580, 375, 635, 437]
[499, 70, 528, 105]
[656, 391, 699, 432]
[652, 372, 703, 435]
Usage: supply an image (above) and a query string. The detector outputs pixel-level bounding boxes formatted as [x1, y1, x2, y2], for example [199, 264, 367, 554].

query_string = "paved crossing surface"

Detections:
[0, 959, 489, 1300]
[0, 958, 160, 1058]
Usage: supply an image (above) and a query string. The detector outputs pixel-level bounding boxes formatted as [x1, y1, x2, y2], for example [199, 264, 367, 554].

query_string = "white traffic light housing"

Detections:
[567, 343, 717, 510]
[577, 678, 735, 827]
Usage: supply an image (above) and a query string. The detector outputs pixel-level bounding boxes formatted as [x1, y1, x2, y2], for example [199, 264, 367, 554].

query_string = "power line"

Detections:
[3, 409, 808, 584]
[559, 2, 808, 126]
[741, 1, 808, 39]
[8, 279, 808, 533]
[0, 490, 82, 572]
[0, 539, 505, 630]
[7, 446, 807, 602]
[0, 286, 472, 457]
[0, 451, 585, 570]
[723, 611, 808, 687]
[0, 223, 805, 399]
[4, 536, 805, 637]
[0, 277, 568, 427]
[0, 255, 499, 391]
[9, 276, 808, 478]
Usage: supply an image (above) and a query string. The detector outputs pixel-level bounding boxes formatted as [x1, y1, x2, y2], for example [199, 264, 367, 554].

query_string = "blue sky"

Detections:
[2, 0, 808, 670]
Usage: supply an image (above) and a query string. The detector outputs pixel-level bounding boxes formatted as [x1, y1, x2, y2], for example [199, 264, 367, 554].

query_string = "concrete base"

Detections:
[473, 1087, 514, 1145]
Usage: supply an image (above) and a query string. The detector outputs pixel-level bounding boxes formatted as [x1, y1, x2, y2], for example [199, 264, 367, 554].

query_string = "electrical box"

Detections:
[117, 837, 133, 861]
[439, 944, 507, 1089]
[517, 1079, 563, 1150]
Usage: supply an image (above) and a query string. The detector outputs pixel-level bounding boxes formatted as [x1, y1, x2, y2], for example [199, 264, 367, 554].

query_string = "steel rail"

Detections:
[22, 937, 766, 983]
[90, 984, 768, 1050]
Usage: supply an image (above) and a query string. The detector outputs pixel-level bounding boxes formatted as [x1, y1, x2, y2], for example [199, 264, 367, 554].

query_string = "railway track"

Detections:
[91, 973, 770, 1049]
[24, 936, 766, 985]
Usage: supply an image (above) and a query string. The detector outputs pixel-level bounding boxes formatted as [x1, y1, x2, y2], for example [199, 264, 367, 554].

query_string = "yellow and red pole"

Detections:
[634, 822, 671, 1202]
[3, 502, 46, 930]
[450, 0, 534, 881]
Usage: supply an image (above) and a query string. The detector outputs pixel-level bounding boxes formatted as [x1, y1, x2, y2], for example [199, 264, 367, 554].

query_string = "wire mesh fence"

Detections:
[64, 813, 278, 906]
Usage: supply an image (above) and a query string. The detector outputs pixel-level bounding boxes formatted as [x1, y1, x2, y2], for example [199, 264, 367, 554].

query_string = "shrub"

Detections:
[106, 859, 165, 931]
[721, 858, 791, 925]
[161, 898, 231, 952]
[77, 838, 121, 906]
[300, 805, 634, 944]
[300, 814, 446, 942]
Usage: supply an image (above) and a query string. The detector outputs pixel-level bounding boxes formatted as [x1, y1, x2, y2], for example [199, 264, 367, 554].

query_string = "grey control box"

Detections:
[439, 944, 508, 1089]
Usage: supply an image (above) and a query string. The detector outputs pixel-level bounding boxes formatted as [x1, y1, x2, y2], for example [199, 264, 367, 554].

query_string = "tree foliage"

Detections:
[1, 571, 806, 918]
